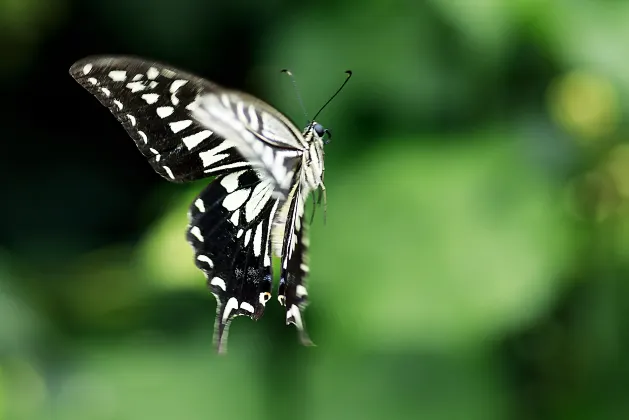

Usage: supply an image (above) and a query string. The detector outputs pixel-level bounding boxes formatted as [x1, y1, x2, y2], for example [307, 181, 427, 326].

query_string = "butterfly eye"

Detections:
[313, 123, 326, 137]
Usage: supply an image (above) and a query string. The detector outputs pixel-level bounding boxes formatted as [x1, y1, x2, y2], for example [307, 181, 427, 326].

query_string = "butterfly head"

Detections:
[312, 122, 332, 144]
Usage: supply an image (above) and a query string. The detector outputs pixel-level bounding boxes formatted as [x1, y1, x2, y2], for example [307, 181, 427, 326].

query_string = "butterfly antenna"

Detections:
[281, 69, 309, 121]
[312, 70, 352, 121]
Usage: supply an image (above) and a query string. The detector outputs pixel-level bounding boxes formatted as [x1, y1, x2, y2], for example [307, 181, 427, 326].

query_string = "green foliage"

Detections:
[313, 133, 574, 351]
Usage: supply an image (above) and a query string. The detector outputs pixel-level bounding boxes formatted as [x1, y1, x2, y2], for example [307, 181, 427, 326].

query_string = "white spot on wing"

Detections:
[197, 255, 214, 268]
[83, 63, 92, 74]
[127, 114, 136, 126]
[156, 106, 174, 118]
[108, 70, 127, 82]
[245, 180, 273, 222]
[126, 81, 145, 92]
[204, 161, 250, 174]
[296, 285, 308, 297]
[230, 210, 240, 226]
[183, 130, 212, 150]
[223, 297, 239, 322]
[194, 199, 205, 212]
[163, 166, 174, 179]
[210, 276, 226, 291]
[244, 229, 251, 247]
[138, 130, 148, 143]
[222, 188, 250, 211]
[259, 292, 271, 305]
[288, 304, 304, 330]
[237, 229, 244, 238]
[113, 100, 123, 110]
[190, 226, 204, 242]
[147, 67, 159, 80]
[199, 139, 235, 165]
[142, 93, 159, 104]
[170, 79, 188, 93]
[253, 223, 263, 257]
[100, 87, 111, 97]
[88, 77, 98, 85]
[240, 302, 255, 313]
[264, 200, 280, 267]
[170, 120, 192, 134]
[220, 170, 244, 193]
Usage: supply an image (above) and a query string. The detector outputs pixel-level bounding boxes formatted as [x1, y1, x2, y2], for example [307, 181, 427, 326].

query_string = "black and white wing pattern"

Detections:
[69, 56, 249, 181]
[71, 55, 332, 353]
[192, 92, 327, 348]
[187, 169, 280, 354]
[192, 91, 308, 199]
[273, 177, 313, 346]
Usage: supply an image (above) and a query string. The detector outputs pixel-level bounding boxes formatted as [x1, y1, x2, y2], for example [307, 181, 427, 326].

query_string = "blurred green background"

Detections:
[2, 0, 629, 419]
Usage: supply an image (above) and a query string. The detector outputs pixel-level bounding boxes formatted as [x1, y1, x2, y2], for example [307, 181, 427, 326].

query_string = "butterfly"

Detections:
[69, 56, 350, 353]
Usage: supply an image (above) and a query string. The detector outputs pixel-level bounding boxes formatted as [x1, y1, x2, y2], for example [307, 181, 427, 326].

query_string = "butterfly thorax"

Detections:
[269, 122, 326, 261]
[302, 122, 326, 192]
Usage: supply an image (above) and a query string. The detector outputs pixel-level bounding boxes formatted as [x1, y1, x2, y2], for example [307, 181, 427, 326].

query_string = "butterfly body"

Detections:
[69, 56, 331, 353]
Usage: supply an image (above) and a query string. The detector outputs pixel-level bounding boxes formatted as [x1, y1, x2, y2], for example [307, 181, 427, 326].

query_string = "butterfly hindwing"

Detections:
[187, 169, 281, 353]
[272, 175, 313, 345]
[69, 56, 249, 182]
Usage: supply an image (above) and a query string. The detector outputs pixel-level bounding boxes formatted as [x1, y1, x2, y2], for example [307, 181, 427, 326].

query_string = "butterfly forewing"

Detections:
[192, 92, 308, 199]
[187, 169, 281, 353]
[69, 56, 249, 181]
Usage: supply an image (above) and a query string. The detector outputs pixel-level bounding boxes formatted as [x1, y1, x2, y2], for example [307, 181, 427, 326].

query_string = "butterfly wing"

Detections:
[187, 169, 281, 353]
[272, 174, 314, 345]
[192, 90, 319, 347]
[69, 56, 249, 181]
[191, 91, 307, 199]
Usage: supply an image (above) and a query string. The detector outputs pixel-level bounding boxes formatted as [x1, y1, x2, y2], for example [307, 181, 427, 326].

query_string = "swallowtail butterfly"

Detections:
[69, 56, 349, 353]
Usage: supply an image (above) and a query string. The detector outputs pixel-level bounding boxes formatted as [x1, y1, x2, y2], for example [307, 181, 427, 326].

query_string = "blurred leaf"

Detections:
[308, 351, 507, 420]
[428, 0, 516, 55]
[547, 70, 620, 141]
[310, 130, 576, 351]
[90, 0, 212, 57]
[0, 0, 66, 72]
[539, 0, 629, 99]
[136, 186, 204, 291]
[0, 252, 41, 354]
[0, 358, 48, 420]
[260, 3, 489, 135]
[50, 334, 264, 420]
